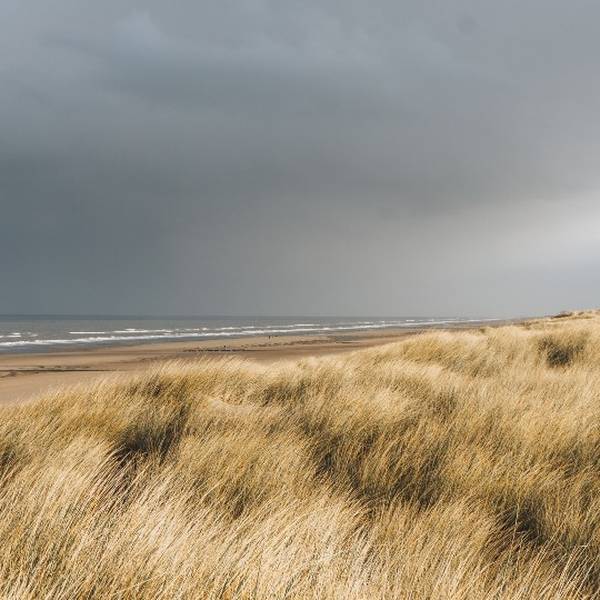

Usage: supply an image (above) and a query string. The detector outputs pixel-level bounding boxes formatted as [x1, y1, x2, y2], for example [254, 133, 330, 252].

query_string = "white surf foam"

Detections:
[0, 318, 477, 349]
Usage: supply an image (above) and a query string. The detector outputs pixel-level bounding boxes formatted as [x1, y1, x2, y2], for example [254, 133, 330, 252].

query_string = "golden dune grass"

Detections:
[2, 312, 600, 598]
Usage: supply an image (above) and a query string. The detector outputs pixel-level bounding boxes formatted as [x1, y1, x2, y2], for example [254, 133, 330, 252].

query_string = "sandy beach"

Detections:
[0, 329, 415, 405]
[0, 320, 516, 405]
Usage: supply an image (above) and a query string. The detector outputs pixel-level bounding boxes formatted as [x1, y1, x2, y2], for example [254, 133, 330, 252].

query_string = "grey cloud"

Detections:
[1, 1, 600, 316]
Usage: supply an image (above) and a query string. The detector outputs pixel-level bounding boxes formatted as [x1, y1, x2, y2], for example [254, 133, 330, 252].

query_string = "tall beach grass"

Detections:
[1, 312, 600, 597]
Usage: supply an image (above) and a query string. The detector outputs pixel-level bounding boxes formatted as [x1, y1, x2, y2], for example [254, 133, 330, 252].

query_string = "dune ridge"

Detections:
[1, 312, 599, 597]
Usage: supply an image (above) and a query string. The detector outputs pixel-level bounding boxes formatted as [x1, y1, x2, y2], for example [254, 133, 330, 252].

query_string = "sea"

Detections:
[0, 315, 495, 354]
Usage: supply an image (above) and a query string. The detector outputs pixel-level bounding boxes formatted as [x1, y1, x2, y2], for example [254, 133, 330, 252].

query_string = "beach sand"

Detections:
[0, 321, 513, 405]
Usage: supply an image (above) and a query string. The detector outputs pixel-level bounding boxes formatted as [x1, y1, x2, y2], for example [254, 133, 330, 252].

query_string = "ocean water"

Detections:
[0, 315, 490, 353]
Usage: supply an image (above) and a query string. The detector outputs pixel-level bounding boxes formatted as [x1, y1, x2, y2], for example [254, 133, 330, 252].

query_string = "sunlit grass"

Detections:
[1, 311, 600, 598]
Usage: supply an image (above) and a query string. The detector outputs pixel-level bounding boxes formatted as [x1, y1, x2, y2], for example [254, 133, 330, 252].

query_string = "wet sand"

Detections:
[0, 321, 515, 405]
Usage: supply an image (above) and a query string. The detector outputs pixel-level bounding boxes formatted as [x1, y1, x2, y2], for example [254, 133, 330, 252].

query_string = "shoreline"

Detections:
[0, 319, 520, 405]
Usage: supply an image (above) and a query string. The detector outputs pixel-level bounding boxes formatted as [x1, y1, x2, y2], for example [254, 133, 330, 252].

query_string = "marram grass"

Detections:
[2, 312, 600, 598]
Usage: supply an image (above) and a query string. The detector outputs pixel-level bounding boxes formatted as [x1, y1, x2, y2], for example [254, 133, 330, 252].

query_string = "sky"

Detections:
[1, 1, 600, 317]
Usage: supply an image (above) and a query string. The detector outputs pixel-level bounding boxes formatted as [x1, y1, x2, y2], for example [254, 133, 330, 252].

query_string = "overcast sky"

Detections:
[2, 1, 599, 317]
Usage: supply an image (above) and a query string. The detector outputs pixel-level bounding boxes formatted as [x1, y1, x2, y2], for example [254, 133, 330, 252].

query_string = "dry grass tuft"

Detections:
[2, 312, 600, 598]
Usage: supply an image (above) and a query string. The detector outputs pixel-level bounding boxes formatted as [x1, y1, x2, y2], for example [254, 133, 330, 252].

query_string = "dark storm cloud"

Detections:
[2, 1, 600, 316]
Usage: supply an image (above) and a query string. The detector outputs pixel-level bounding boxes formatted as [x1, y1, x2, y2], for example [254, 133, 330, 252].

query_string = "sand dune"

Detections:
[0, 312, 598, 597]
